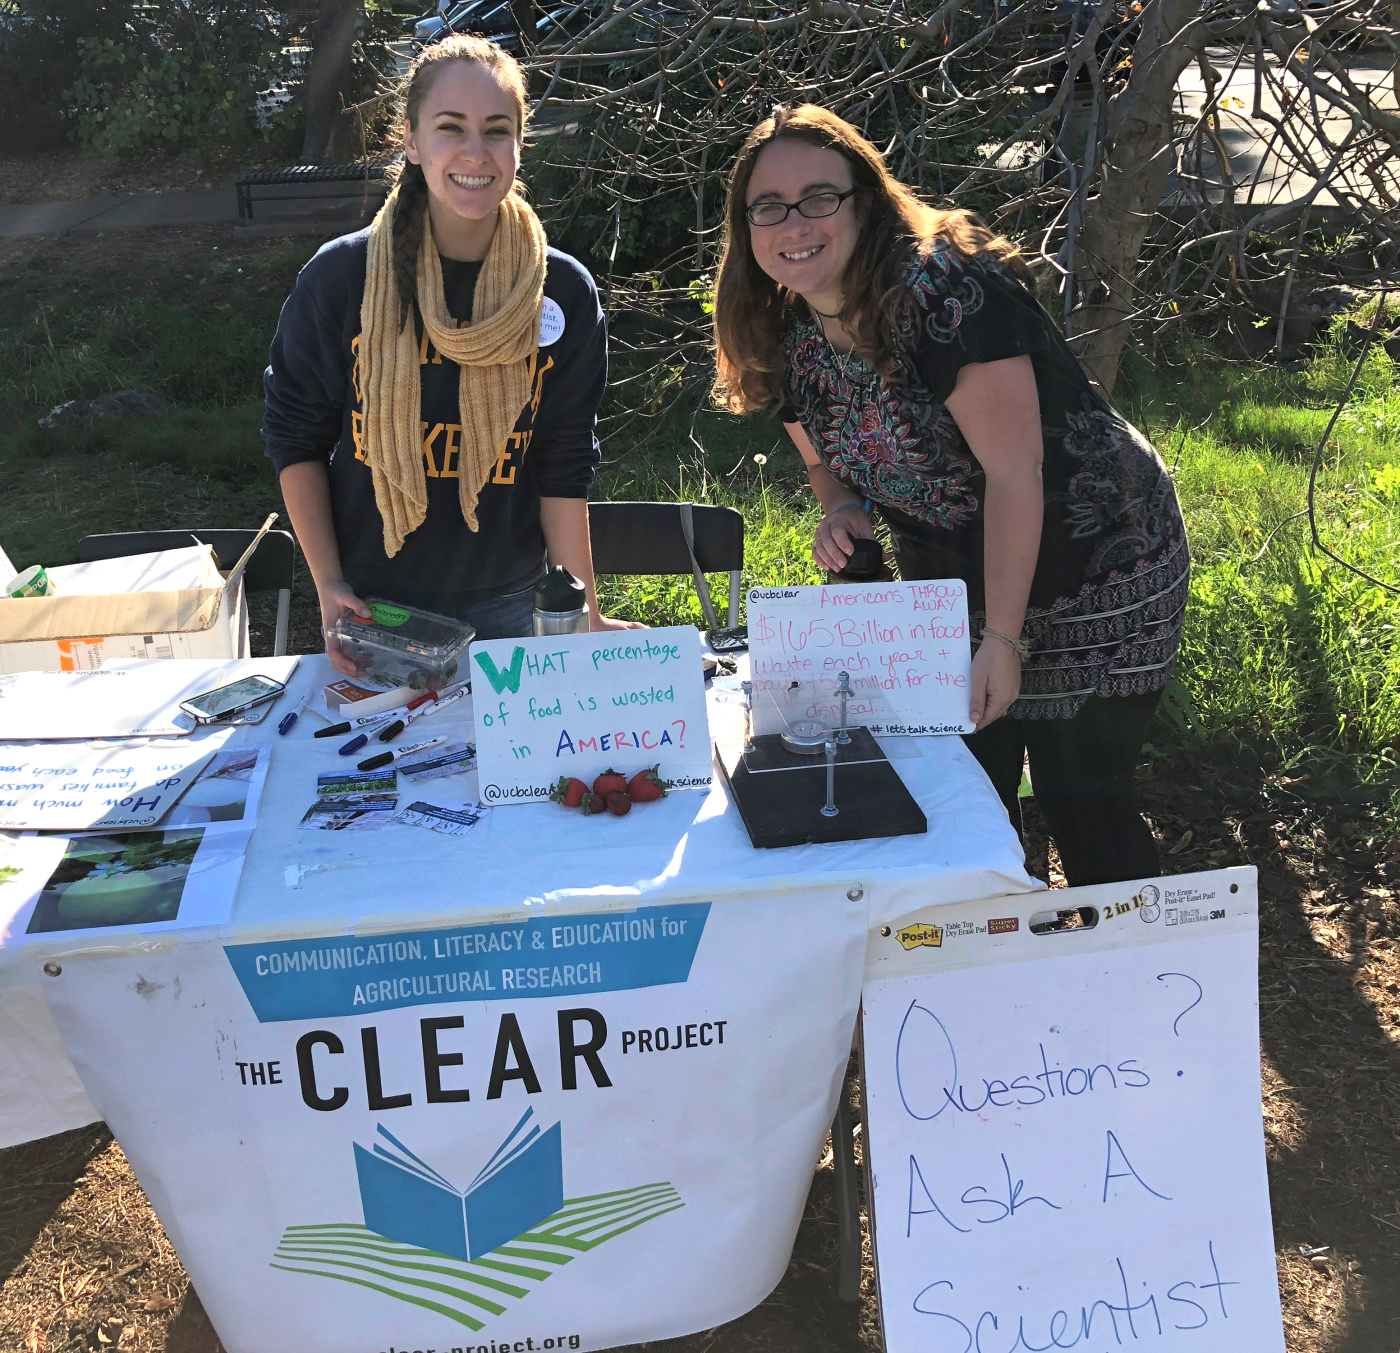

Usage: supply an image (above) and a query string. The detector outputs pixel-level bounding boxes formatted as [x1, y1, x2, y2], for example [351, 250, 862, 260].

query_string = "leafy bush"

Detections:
[0, 0, 137, 150]
[65, 0, 287, 158]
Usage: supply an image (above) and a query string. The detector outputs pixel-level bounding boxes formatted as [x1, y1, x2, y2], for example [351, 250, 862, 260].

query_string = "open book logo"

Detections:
[269, 1110, 684, 1332]
[356, 1110, 563, 1261]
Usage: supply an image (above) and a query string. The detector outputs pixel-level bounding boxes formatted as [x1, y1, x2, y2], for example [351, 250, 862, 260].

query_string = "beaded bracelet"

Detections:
[980, 625, 1031, 661]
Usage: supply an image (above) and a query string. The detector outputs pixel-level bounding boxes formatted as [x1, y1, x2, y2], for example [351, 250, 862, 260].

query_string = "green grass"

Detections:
[3, 294, 1397, 783]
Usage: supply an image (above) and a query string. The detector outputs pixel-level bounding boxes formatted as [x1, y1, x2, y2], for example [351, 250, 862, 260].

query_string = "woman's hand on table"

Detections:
[591, 612, 646, 632]
[968, 639, 1021, 729]
[812, 502, 876, 573]
[318, 580, 372, 676]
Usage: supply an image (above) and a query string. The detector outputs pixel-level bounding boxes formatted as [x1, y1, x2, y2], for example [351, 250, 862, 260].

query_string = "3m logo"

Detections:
[895, 923, 943, 950]
[987, 917, 1020, 935]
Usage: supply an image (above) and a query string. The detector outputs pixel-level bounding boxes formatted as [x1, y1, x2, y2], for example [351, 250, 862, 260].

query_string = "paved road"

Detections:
[1169, 45, 1400, 216]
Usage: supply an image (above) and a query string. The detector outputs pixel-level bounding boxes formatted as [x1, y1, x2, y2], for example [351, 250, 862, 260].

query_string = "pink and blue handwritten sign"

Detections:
[747, 581, 973, 737]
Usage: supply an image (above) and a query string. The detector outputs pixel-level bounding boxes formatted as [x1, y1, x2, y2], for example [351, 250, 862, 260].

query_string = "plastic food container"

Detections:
[331, 600, 475, 692]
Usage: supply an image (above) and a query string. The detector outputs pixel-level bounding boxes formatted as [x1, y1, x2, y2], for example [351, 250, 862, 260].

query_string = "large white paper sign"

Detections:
[469, 627, 712, 804]
[861, 867, 1285, 1353]
[42, 886, 866, 1353]
[747, 581, 973, 736]
[0, 742, 216, 831]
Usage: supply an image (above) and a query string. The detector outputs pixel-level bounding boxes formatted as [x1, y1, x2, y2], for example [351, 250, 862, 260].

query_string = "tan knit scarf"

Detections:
[359, 185, 548, 557]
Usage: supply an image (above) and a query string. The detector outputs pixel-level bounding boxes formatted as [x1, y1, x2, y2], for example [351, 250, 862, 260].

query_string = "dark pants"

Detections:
[963, 692, 1162, 888]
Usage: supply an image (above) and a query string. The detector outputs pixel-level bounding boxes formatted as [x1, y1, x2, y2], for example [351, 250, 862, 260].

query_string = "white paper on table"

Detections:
[0, 656, 299, 740]
[0, 824, 250, 944]
[398, 740, 476, 782]
[0, 742, 218, 832]
[393, 798, 485, 836]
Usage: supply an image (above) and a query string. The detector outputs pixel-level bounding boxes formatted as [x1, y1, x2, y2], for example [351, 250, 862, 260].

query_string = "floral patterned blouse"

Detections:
[781, 243, 1189, 721]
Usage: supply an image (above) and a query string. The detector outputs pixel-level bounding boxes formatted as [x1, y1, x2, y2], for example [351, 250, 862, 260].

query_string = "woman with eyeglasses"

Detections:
[712, 105, 1188, 887]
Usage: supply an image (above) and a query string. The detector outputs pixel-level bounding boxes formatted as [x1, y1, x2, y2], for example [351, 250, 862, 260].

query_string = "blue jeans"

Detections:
[452, 577, 539, 640]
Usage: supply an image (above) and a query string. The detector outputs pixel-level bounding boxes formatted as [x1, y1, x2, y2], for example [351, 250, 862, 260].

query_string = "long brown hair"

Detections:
[712, 105, 1031, 415]
[389, 34, 532, 329]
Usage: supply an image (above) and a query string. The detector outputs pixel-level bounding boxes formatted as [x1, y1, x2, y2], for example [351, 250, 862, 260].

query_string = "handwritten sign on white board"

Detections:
[469, 626, 712, 804]
[747, 581, 973, 736]
[861, 867, 1285, 1353]
[0, 742, 217, 831]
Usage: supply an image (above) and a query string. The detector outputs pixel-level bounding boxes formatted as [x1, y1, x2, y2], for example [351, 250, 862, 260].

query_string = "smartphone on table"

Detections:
[179, 674, 286, 726]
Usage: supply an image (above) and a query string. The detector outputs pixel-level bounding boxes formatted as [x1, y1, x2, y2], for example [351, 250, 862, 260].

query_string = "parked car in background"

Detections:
[412, 0, 597, 50]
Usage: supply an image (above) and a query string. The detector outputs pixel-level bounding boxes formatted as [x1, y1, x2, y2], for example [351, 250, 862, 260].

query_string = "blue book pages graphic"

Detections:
[354, 1110, 564, 1261]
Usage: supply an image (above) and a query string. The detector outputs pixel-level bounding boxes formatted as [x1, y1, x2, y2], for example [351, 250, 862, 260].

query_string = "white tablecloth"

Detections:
[0, 655, 1039, 1149]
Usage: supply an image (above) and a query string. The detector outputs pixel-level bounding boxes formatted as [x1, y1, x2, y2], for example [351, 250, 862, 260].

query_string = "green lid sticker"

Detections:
[368, 603, 411, 627]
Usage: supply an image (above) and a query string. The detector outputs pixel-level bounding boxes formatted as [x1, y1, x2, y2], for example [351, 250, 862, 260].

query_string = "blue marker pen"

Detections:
[339, 732, 370, 756]
[277, 688, 314, 736]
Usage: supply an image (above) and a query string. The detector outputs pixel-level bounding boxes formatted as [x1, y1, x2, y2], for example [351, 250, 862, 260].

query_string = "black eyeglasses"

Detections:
[745, 188, 857, 228]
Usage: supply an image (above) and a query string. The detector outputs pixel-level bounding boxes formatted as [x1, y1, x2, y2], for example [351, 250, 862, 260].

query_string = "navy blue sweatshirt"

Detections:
[263, 228, 606, 613]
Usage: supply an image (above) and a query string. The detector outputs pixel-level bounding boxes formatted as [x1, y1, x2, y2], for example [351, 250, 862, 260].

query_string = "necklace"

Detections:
[813, 310, 875, 400]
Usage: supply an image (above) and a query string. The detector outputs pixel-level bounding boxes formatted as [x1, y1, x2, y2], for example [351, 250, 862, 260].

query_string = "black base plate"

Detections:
[716, 732, 927, 849]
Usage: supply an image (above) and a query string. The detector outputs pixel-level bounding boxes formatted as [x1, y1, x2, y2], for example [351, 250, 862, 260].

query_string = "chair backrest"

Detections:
[588, 502, 743, 576]
[587, 502, 745, 630]
[74, 529, 295, 594]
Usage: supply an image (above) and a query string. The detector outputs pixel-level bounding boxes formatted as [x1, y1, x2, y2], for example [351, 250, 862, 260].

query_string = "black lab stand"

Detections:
[715, 726, 926, 849]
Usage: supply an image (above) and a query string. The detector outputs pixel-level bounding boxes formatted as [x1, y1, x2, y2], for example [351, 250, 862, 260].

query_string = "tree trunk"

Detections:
[512, 0, 538, 51]
[301, 0, 363, 165]
[1067, 0, 1199, 394]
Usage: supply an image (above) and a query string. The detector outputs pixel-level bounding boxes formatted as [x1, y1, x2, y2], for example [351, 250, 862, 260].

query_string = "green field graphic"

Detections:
[270, 1182, 684, 1330]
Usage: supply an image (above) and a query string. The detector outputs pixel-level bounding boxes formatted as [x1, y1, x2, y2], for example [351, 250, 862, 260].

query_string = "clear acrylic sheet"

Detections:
[712, 674, 922, 776]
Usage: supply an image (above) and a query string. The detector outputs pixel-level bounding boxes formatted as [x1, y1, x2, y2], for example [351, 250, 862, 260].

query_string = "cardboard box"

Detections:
[0, 544, 250, 674]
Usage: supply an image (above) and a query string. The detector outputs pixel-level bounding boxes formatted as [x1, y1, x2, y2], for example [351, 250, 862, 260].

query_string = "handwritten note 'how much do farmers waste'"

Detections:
[861, 867, 1285, 1353]
[0, 743, 217, 831]
[469, 626, 712, 805]
[746, 581, 973, 737]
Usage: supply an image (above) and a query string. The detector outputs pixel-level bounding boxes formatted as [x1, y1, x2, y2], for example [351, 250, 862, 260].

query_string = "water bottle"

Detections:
[825, 538, 893, 585]
[532, 566, 590, 635]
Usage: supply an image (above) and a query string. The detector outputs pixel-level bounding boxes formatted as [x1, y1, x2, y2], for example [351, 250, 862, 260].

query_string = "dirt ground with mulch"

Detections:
[2, 741, 1397, 1353]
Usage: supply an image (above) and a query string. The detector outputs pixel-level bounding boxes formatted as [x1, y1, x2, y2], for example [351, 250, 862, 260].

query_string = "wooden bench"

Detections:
[233, 163, 392, 225]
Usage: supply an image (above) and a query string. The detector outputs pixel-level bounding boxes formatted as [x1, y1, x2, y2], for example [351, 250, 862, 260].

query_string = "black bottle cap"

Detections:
[534, 565, 586, 613]
[844, 539, 886, 577]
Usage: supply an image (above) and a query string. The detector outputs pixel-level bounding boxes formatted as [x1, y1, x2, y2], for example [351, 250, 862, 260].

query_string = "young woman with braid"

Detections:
[265, 35, 638, 673]
[712, 106, 1189, 887]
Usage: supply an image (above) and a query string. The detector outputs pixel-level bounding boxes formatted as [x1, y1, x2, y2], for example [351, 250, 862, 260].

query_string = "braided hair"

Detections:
[388, 33, 532, 332]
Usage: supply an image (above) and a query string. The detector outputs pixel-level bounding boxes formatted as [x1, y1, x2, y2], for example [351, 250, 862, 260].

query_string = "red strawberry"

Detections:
[606, 790, 632, 817]
[593, 769, 627, 797]
[582, 792, 607, 816]
[627, 766, 669, 802]
[550, 775, 588, 808]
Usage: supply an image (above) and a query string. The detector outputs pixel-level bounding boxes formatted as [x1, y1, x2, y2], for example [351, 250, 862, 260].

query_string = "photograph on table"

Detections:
[162, 745, 271, 827]
[299, 793, 399, 832]
[0, 825, 251, 940]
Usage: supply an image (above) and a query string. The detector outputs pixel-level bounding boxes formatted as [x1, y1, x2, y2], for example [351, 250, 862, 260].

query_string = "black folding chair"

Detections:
[587, 501, 745, 632]
[74, 528, 297, 656]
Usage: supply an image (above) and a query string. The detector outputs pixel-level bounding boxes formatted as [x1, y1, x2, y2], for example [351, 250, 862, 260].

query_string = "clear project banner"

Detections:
[42, 886, 865, 1353]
